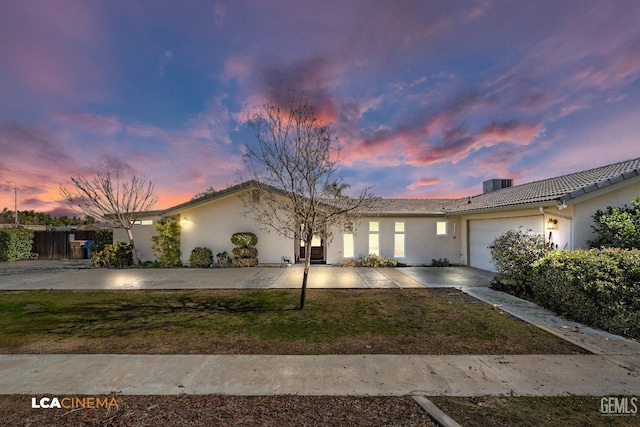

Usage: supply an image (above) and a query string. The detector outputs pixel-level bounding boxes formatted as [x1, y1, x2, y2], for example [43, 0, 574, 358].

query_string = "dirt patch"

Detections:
[0, 395, 436, 426]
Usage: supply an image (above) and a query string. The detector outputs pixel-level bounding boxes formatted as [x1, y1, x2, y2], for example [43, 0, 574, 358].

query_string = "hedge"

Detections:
[531, 249, 640, 339]
[0, 227, 34, 261]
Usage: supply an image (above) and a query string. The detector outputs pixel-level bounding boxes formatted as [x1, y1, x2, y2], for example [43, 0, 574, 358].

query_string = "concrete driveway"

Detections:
[0, 260, 494, 290]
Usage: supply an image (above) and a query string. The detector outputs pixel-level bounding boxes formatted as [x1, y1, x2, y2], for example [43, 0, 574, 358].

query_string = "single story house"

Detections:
[115, 156, 640, 271]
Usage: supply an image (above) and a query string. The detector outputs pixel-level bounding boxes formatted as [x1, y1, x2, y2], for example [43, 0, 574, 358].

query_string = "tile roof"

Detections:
[159, 157, 640, 217]
[356, 198, 454, 215]
[448, 156, 640, 213]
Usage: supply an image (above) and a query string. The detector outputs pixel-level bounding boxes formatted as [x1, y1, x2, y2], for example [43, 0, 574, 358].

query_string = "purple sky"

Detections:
[1, 0, 640, 215]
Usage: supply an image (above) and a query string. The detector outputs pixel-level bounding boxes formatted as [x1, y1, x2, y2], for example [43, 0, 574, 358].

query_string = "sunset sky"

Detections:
[1, 0, 639, 216]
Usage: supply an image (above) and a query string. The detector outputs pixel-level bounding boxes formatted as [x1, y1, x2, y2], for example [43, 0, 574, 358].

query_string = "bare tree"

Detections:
[242, 96, 375, 309]
[61, 169, 157, 264]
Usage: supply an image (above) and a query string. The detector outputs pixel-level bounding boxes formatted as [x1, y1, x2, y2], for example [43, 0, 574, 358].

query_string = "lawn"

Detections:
[0, 288, 584, 354]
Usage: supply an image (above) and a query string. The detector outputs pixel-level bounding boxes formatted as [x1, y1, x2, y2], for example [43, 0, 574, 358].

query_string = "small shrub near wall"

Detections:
[532, 248, 640, 339]
[189, 247, 213, 268]
[0, 227, 35, 261]
[91, 242, 133, 268]
[357, 254, 398, 267]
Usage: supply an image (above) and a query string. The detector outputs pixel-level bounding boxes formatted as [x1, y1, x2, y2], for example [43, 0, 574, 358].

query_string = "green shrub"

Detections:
[589, 198, 640, 249]
[92, 228, 113, 253]
[231, 247, 258, 258]
[0, 227, 34, 261]
[431, 258, 451, 267]
[489, 228, 547, 297]
[532, 248, 640, 339]
[357, 254, 398, 267]
[231, 232, 258, 267]
[189, 247, 213, 268]
[151, 219, 182, 267]
[231, 232, 258, 247]
[91, 242, 133, 268]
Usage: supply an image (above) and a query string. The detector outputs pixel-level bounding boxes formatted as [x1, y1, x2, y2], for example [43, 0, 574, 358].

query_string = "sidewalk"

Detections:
[1, 354, 638, 396]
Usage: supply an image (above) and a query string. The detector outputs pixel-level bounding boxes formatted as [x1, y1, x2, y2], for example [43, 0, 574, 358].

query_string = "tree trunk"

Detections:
[125, 227, 139, 265]
[299, 238, 312, 310]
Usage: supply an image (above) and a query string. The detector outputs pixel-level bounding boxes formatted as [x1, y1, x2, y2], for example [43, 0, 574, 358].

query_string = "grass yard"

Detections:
[0, 288, 585, 355]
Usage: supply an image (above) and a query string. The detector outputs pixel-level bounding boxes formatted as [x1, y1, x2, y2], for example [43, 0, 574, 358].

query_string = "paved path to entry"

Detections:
[0, 261, 443, 290]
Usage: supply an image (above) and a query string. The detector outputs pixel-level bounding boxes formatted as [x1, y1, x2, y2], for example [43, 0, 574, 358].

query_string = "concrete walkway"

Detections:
[1, 261, 639, 398]
[1, 354, 638, 396]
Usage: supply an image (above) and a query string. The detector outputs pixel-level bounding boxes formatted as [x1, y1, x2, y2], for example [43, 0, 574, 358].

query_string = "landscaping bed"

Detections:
[2, 395, 634, 426]
[0, 288, 584, 355]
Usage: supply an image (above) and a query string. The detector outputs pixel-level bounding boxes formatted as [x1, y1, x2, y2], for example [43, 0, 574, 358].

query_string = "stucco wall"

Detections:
[113, 215, 162, 263]
[177, 193, 295, 265]
[571, 177, 640, 249]
[326, 216, 461, 265]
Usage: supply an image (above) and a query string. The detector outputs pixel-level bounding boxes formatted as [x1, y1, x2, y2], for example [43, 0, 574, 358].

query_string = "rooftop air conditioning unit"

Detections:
[483, 179, 513, 194]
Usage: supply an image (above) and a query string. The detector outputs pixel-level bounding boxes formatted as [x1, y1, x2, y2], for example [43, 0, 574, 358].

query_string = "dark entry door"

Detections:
[299, 234, 324, 263]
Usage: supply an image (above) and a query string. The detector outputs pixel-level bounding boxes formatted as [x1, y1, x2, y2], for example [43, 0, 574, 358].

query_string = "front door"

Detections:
[298, 233, 325, 263]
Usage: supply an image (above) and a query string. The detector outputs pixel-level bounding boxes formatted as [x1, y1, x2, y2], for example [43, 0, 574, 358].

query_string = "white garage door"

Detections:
[469, 216, 543, 271]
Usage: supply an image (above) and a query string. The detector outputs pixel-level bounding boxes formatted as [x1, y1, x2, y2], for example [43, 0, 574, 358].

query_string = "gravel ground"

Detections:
[0, 395, 437, 427]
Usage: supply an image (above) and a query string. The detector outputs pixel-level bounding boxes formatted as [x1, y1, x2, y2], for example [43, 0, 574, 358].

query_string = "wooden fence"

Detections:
[32, 230, 97, 260]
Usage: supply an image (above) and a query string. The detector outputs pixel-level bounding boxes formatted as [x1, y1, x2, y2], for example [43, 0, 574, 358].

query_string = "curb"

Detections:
[412, 395, 462, 427]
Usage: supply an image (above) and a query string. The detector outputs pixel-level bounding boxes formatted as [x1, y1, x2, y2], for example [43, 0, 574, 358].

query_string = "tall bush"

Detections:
[231, 232, 258, 267]
[488, 228, 547, 296]
[92, 228, 113, 253]
[0, 227, 34, 261]
[151, 218, 182, 267]
[532, 249, 640, 339]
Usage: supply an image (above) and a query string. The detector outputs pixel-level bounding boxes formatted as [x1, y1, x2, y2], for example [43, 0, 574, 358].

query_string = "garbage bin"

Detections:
[84, 240, 96, 259]
[70, 240, 87, 259]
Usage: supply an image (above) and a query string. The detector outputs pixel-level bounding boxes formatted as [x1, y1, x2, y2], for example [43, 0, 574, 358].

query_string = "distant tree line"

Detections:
[0, 208, 95, 227]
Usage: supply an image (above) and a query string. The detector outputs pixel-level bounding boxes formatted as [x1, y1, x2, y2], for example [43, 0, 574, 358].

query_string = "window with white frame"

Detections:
[436, 221, 447, 236]
[394, 221, 405, 258]
[368, 221, 379, 255]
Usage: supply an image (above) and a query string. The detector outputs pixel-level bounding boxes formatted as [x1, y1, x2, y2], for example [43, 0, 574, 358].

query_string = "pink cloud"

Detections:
[407, 178, 440, 190]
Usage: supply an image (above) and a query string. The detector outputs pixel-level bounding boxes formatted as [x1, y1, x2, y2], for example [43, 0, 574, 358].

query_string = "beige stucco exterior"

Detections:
[326, 216, 461, 265]
[113, 214, 162, 263]
[170, 192, 295, 265]
[115, 171, 640, 268]
[569, 175, 640, 249]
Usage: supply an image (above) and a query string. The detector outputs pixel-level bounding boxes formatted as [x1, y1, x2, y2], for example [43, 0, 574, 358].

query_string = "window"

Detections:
[343, 233, 354, 258]
[394, 221, 405, 258]
[343, 223, 354, 258]
[368, 221, 379, 255]
[132, 219, 153, 225]
[436, 221, 447, 236]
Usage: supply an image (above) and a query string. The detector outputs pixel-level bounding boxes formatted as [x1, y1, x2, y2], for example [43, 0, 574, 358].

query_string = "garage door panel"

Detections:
[469, 216, 543, 271]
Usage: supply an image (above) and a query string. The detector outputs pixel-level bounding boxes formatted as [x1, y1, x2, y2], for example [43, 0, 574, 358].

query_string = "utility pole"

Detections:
[6, 182, 17, 226]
